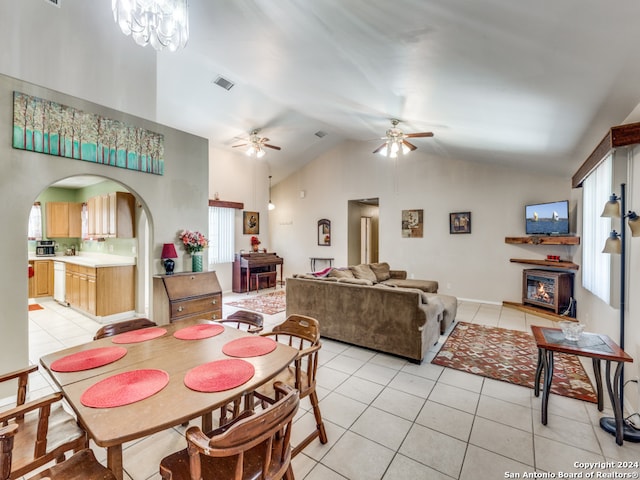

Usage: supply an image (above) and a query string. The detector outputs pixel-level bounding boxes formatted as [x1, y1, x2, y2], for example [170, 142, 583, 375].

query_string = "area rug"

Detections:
[225, 290, 286, 315]
[28, 303, 43, 311]
[432, 322, 597, 403]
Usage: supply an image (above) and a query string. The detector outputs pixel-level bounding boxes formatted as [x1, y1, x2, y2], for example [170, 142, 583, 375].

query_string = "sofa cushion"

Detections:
[369, 262, 391, 282]
[328, 268, 355, 279]
[350, 264, 378, 283]
[337, 277, 374, 286]
[382, 278, 438, 293]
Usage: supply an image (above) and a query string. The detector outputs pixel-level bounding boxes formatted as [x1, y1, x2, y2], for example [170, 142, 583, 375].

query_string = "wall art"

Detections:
[12, 91, 164, 175]
[401, 209, 423, 238]
[243, 211, 259, 234]
[450, 211, 471, 234]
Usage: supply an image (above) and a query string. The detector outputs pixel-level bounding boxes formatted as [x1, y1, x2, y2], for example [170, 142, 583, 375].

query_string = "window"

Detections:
[208, 206, 235, 264]
[582, 155, 612, 303]
[28, 202, 42, 240]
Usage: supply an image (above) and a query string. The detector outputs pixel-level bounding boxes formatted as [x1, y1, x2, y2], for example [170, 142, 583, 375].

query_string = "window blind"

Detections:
[208, 206, 235, 264]
[582, 155, 612, 303]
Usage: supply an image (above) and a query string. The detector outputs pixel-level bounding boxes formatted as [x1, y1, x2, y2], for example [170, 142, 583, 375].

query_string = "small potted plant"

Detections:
[250, 236, 261, 252]
[179, 230, 208, 272]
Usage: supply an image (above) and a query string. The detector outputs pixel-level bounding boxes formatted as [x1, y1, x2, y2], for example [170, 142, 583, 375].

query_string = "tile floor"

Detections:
[11, 293, 640, 479]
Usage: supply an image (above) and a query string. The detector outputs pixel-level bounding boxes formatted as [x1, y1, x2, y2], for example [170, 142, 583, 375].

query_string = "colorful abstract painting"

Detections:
[12, 92, 164, 175]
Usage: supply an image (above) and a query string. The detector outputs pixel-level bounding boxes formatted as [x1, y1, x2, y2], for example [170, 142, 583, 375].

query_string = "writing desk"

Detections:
[40, 319, 297, 480]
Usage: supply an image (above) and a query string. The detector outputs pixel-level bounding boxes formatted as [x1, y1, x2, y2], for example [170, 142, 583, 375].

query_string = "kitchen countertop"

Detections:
[28, 253, 136, 268]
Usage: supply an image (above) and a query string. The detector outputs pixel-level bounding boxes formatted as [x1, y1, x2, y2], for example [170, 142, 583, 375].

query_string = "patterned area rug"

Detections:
[225, 290, 286, 315]
[432, 322, 597, 403]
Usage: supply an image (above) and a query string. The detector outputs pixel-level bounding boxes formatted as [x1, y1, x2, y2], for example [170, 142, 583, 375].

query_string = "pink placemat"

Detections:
[111, 327, 167, 344]
[51, 346, 128, 372]
[184, 359, 255, 393]
[173, 324, 224, 340]
[222, 336, 277, 358]
[80, 369, 169, 408]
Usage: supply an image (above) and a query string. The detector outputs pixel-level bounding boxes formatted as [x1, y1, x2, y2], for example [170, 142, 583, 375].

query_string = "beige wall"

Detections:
[0, 0, 209, 383]
[270, 140, 572, 302]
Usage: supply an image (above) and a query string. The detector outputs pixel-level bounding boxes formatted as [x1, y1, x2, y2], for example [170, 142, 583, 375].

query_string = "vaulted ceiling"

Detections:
[61, 1, 640, 183]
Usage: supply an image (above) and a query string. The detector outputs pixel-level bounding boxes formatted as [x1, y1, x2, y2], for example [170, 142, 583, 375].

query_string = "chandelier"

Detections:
[112, 0, 189, 52]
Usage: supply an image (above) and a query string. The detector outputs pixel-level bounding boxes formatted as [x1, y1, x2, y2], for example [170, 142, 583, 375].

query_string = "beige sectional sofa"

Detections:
[285, 262, 457, 363]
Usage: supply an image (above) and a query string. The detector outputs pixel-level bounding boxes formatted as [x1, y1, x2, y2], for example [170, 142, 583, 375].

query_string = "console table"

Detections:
[531, 326, 633, 445]
[310, 257, 334, 272]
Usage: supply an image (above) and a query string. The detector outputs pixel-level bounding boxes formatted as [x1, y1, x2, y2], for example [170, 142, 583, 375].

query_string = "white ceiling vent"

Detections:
[44, 0, 61, 6]
[212, 76, 235, 91]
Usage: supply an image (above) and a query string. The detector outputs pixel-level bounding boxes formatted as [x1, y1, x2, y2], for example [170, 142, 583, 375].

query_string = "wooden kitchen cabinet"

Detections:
[153, 271, 222, 324]
[66, 263, 133, 317]
[87, 192, 135, 238]
[29, 260, 53, 298]
[46, 202, 82, 238]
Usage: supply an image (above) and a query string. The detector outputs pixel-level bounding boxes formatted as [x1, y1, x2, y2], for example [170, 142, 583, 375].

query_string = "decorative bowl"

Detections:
[559, 321, 585, 341]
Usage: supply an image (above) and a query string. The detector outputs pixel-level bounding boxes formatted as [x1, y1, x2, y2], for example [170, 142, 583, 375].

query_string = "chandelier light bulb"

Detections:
[112, 0, 189, 52]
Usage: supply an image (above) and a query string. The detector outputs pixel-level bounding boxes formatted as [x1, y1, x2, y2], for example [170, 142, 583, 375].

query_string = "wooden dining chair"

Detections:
[26, 448, 116, 480]
[216, 310, 264, 334]
[256, 314, 328, 457]
[159, 382, 299, 480]
[0, 366, 88, 480]
[93, 317, 157, 340]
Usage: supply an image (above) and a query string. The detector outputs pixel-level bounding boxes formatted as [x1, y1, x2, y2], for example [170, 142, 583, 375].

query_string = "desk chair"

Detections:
[216, 310, 264, 334]
[256, 314, 328, 457]
[0, 366, 87, 480]
[27, 448, 116, 480]
[93, 318, 157, 340]
[159, 382, 299, 480]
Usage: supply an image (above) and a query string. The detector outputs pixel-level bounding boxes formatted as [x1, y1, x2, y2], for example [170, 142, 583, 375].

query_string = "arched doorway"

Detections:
[28, 174, 152, 323]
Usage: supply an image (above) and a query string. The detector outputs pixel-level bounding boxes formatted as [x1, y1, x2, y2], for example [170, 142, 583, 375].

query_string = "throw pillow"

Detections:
[328, 268, 355, 279]
[369, 262, 391, 282]
[350, 264, 378, 283]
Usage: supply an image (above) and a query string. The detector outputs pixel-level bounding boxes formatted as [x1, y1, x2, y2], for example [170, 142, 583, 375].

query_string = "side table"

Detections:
[531, 326, 633, 445]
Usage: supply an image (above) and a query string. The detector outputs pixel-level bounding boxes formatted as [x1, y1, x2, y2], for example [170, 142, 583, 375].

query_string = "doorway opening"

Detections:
[347, 198, 379, 266]
[27, 174, 152, 322]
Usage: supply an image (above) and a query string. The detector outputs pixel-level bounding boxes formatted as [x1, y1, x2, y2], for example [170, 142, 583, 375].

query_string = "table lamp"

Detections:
[161, 243, 178, 275]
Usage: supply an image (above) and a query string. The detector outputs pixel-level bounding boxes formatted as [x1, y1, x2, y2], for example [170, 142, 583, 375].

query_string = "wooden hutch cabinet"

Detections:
[153, 271, 222, 324]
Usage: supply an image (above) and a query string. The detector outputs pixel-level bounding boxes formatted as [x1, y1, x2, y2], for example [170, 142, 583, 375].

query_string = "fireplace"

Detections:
[522, 269, 575, 316]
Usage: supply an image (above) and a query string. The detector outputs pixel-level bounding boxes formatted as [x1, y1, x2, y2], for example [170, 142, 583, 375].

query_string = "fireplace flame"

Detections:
[535, 282, 551, 303]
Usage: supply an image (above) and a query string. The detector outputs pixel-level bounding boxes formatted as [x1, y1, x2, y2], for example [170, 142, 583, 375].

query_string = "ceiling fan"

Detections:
[232, 129, 281, 158]
[373, 119, 434, 157]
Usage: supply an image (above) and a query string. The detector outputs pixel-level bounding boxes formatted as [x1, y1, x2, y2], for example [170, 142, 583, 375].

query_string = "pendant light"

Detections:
[268, 175, 275, 211]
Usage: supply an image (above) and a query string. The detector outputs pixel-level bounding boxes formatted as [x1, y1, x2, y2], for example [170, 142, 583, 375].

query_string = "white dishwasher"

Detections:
[53, 261, 67, 305]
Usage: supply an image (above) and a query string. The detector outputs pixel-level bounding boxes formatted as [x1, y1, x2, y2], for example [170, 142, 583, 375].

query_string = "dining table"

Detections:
[39, 318, 298, 480]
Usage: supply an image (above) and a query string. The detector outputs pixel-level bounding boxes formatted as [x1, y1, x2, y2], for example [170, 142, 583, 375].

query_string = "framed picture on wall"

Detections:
[401, 209, 423, 238]
[318, 219, 331, 246]
[450, 211, 471, 234]
[243, 211, 259, 234]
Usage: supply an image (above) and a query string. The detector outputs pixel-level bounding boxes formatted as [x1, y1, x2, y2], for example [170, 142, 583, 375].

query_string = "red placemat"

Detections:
[51, 346, 128, 372]
[80, 369, 169, 408]
[111, 327, 167, 344]
[222, 336, 277, 358]
[174, 324, 224, 340]
[184, 359, 255, 393]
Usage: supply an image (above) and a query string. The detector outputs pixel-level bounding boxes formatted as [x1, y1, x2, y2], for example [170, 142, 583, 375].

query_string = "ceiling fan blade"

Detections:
[264, 144, 281, 150]
[405, 132, 434, 138]
[403, 140, 417, 151]
[259, 137, 270, 143]
[372, 142, 387, 154]
[232, 143, 248, 148]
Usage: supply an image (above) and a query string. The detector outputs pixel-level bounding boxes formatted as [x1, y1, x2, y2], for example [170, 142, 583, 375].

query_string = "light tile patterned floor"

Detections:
[11, 293, 640, 479]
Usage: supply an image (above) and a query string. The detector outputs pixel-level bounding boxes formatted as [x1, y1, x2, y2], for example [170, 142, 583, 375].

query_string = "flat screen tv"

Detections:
[525, 200, 570, 235]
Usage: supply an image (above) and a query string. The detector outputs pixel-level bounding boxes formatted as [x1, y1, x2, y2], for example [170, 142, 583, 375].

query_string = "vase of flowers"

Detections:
[179, 230, 208, 272]
[251, 235, 261, 253]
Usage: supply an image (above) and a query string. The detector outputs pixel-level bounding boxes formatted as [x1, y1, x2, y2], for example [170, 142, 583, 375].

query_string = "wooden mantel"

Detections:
[209, 199, 244, 209]
[573, 122, 640, 188]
